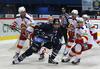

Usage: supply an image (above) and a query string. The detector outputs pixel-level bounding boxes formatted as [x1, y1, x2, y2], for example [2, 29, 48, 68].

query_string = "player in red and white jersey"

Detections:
[62, 18, 94, 64]
[82, 14, 100, 46]
[10, 6, 35, 58]
[63, 9, 79, 55]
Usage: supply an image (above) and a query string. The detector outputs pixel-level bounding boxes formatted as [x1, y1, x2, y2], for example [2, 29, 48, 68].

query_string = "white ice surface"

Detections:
[0, 39, 100, 69]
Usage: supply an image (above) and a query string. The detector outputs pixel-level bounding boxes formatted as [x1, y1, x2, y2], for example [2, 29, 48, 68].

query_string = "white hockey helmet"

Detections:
[71, 9, 78, 15]
[77, 17, 84, 23]
[18, 6, 26, 13]
[82, 14, 88, 18]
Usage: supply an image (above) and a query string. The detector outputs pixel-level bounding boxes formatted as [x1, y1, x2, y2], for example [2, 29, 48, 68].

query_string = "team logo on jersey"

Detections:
[76, 33, 81, 38]
[20, 24, 27, 30]
[69, 24, 74, 30]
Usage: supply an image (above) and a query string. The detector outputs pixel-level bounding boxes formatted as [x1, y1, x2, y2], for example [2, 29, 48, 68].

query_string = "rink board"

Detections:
[0, 18, 100, 41]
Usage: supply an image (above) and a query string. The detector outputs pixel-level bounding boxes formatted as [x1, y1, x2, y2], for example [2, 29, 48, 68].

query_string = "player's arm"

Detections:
[87, 21, 96, 33]
[10, 17, 18, 30]
[81, 30, 88, 43]
[26, 17, 35, 33]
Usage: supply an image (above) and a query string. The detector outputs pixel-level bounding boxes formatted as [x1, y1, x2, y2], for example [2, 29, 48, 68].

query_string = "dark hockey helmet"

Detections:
[53, 19, 60, 25]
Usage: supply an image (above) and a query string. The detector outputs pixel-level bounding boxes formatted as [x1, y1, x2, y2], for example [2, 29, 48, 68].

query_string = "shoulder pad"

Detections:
[16, 14, 20, 18]
[25, 17, 30, 20]
[25, 13, 32, 20]
[68, 17, 72, 19]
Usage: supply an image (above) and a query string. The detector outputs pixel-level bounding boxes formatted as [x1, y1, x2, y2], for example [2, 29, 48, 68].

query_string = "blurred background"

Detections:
[0, 0, 100, 19]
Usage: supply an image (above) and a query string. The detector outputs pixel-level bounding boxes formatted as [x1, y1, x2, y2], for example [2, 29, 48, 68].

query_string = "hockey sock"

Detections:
[18, 53, 26, 62]
[64, 42, 74, 54]
[16, 40, 26, 53]
[50, 49, 59, 59]
[68, 50, 75, 59]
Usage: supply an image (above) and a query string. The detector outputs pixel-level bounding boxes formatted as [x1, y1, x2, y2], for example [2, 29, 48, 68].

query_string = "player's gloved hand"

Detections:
[21, 30, 29, 37]
[75, 38, 83, 44]
[10, 22, 17, 30]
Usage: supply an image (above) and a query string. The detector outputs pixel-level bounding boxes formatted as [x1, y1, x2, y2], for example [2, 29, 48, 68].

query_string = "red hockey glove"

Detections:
[21, 30, 29, 37]
[75, 38, 83, 44]
[10, 22, 17, 30]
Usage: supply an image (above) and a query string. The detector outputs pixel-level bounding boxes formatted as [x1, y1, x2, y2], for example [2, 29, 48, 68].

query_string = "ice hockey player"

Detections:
[12, 19, 62, 64]
[63, 9, 78, 55]
[10, 6, 35, 59]
[38, 16, 54, 60]
[82, 14, 100, 46]
[62, 18, 93, 65]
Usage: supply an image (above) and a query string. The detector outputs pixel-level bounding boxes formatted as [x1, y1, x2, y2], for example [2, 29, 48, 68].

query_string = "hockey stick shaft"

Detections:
[4, 24, 40, 46]
[4, 24, 31, 32]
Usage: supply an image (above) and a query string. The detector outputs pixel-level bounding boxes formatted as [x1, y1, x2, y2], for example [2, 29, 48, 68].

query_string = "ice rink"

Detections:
[0, 39, 100, 69]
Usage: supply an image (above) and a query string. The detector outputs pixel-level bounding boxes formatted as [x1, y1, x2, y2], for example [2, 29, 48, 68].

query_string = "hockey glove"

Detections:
[21, 30, 29, 37]
[10, 22, 17, 30]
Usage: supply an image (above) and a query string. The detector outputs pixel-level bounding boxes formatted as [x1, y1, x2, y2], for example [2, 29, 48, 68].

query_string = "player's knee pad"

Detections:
[75, 44, 82, 55]
[75, 44, 82, 52]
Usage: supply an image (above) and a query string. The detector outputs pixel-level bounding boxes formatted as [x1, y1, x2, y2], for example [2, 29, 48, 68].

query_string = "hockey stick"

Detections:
[61, 43, 67, 59]
[4, 24, 28, 31]
[4, 24, 40, 47]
